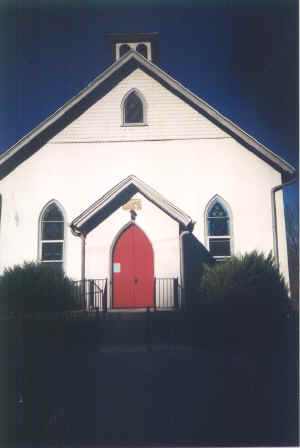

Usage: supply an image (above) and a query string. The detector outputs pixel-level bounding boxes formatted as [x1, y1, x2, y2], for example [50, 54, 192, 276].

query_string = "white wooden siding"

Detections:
[51, 68, 228, 143]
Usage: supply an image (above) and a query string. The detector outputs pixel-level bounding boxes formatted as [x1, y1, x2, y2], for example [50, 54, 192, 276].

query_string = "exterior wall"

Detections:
[0, 68, 290, 289]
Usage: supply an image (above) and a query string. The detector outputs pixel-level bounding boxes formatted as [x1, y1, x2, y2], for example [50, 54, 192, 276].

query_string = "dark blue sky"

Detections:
[0, 0, 298, 206]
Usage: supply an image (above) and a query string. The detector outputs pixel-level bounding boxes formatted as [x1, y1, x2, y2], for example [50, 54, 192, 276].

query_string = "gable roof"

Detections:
[0, 49, 296, 180]
[70, 174, 194, 235]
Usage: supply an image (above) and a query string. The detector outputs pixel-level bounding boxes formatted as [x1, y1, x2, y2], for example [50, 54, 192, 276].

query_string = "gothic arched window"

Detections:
[122, 90, 145, 125]
[205, 197, 232, 261]
[39, 201, 65, 268]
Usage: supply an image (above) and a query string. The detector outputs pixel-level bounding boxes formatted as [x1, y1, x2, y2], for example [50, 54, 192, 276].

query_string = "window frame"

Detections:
[204, 195, 233, 262]
[121, 89, 147, 127]
[38, 200, 66, 268]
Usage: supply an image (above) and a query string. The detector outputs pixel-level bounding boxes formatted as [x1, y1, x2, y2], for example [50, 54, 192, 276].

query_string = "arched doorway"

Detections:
[112, 224, 154, 308]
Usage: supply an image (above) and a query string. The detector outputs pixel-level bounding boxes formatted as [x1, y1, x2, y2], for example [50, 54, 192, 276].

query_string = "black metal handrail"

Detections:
[73, 277, 178, 311]
[72, 279, 107, 310]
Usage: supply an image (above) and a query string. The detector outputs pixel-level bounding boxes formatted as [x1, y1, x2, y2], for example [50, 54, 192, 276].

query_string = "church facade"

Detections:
[0, 33, 295, 310]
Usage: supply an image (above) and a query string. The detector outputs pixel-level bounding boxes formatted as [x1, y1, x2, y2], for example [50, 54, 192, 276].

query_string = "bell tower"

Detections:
[107, 32, 159, 64]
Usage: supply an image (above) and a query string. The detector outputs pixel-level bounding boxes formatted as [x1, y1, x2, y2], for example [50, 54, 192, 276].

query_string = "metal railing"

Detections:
[72, 279, 107, 311]
[73, 277, 179, 311]
[154, 277, 179, 309]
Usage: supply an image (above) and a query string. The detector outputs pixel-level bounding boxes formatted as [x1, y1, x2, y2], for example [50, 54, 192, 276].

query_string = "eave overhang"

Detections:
[70, 175, 194, 235]
[0, 49, 296, 180]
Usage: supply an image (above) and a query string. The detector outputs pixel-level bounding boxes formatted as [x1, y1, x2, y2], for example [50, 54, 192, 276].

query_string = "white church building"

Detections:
[0, 33, 295, 310]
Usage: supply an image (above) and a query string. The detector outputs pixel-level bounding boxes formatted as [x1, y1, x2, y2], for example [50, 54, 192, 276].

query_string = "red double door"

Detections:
[113, 224, 154, 308]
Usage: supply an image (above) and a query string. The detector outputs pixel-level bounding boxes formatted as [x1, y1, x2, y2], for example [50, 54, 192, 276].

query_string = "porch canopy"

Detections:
[70, 174, 194, 235]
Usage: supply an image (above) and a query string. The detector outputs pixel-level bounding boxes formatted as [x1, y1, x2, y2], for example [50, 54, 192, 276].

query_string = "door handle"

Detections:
[134, 275, 138, 285]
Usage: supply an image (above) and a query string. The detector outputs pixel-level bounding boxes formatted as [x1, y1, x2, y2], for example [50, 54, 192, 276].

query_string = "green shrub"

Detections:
[194, 251, 293, 350]
[0, 262, 80, 314]
[199, 251, 290, 314]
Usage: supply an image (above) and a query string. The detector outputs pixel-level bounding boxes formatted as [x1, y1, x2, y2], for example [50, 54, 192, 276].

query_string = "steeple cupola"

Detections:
[107, 32, 159, 64]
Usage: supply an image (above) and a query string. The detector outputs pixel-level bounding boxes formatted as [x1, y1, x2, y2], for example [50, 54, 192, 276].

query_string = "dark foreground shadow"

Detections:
[5, 327, 298, 446]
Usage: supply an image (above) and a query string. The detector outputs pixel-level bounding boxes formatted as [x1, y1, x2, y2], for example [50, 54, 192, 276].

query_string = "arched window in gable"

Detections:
[122, 90, 146, 125]
[205, 196, 232, 261]
[39, 201, 65, 268]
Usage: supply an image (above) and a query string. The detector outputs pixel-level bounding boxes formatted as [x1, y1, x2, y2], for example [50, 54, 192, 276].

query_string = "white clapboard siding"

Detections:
[51, 68, 228, 143]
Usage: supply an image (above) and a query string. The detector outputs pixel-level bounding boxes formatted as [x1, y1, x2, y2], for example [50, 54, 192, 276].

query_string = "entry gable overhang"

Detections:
[0, 49, 296, 180]
[70, 175, 194, 236]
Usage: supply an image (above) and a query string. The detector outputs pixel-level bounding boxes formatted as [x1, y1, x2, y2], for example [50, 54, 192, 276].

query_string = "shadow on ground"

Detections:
[1, 310, 298, 446]
[9, 345, 299, 446]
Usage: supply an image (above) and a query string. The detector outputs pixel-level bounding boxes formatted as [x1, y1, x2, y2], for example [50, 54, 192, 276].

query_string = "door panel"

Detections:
[113, 225, 154, 308]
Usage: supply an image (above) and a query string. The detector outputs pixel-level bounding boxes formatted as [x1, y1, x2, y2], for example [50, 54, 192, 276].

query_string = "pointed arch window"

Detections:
[39, 202, 65, 268]
[206, 197, 232, 261]
[122, 90, 146, 125]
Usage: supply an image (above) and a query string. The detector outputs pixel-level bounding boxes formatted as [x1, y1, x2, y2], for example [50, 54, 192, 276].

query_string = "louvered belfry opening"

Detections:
[107, 32, 159, 64]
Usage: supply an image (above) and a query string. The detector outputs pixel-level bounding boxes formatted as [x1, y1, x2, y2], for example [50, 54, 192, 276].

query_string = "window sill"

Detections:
[121, 123, 148, 127]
